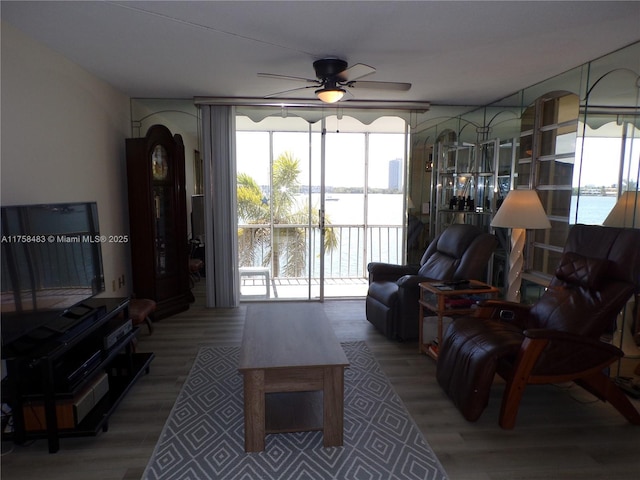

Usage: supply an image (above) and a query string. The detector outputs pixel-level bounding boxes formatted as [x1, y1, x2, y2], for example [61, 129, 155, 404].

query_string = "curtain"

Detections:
[201, 105, 239, 307]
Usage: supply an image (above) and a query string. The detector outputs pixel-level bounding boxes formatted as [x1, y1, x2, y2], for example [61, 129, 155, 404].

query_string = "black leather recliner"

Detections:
[365, 224, 498, 340]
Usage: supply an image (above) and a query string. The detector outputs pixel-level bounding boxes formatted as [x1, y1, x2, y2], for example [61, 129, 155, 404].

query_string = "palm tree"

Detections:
[237, 151, 338, 278]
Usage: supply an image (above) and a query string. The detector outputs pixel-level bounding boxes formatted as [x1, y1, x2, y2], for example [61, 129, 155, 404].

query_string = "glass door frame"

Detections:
[236, 108, 410, 302]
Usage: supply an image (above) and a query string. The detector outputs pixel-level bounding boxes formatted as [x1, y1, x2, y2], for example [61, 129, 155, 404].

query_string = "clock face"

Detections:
[152, 144, 169, 180]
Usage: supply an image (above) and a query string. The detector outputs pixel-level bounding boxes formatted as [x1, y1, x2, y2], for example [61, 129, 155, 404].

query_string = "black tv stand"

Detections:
[42, 303, 104, 335]
[1, 297, 154, 453]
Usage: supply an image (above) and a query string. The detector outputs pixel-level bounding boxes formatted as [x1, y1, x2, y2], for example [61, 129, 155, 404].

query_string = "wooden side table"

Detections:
[418, 280, 499, 359]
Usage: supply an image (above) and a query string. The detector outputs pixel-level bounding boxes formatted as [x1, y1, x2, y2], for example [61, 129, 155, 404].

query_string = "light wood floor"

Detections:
[2, 285, 640, 479]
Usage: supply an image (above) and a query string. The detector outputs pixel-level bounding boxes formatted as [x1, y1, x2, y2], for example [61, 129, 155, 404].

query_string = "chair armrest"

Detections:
[523, 328, 622, 353]
[396, 274, 429, 289]
[522, 328, 624, 375]
[367, 262, 419, 283]
[473, 300, 532, 328]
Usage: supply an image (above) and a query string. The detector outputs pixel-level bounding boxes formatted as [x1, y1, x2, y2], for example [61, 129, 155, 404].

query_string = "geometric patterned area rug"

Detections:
[143, 341, 448, 479]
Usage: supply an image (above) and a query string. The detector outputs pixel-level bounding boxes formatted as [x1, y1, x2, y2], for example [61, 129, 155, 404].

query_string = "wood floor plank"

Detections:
[2, 287, 639, 479]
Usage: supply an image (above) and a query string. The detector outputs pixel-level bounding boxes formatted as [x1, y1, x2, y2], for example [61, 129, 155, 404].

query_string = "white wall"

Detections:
[1, 22, 132, 296]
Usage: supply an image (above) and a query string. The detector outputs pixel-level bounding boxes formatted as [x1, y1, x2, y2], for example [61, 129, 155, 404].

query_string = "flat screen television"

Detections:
[1, 202, 105, 346]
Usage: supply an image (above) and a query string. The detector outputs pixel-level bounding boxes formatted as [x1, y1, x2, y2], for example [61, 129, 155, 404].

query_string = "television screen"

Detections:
[1, 202, 105, 345]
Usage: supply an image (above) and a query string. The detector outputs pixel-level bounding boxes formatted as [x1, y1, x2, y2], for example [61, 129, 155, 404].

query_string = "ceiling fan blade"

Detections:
[347, 80, 412, 91]
[258, 72, 317, 83]
[338, 63, 376, 81]
[264, 85, 318, 98]
[342, 89, 355, 100]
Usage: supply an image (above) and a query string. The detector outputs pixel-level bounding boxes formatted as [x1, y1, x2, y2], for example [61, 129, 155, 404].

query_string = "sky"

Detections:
[574, 136, 639, 188]
[236, 130, 406, 190]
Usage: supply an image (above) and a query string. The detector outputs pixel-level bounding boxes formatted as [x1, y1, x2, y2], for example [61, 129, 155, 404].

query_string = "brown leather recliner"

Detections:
[437, 224, 640, 428]
[366, 224, 498, 340]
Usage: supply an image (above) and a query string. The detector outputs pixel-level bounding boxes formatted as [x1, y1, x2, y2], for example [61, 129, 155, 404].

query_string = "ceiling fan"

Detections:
[258, 58, 411, 103]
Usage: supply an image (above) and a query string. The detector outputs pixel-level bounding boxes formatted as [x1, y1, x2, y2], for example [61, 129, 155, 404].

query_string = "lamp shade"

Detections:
[491, 189, 551, 229]
[316, 88, 345, 103]
[603, 191, 640, 228]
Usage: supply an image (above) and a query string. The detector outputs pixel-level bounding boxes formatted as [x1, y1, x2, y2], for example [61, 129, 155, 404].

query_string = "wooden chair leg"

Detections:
[576, 372, 640, 425]
[144, 316, 154, 334]
[499, 377, 527, 429]
[499, 337, 548, 429]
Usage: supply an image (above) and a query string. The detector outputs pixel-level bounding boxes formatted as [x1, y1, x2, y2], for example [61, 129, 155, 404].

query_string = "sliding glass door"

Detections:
[322, 127, 407, 296]
[323, 130, 365, 298]
[236, 109, 408, 301]
[236, 122, 321, 300]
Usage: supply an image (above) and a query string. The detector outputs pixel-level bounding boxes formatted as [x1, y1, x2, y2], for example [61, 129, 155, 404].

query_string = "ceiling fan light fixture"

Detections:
[316, 87, 345, 103]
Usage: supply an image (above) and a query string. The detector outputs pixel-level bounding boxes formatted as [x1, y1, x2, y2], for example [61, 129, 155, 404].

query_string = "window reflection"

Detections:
[571, 122, 640, 225]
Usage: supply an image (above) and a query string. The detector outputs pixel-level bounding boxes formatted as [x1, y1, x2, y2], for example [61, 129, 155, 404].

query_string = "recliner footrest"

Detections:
[436, 317, 522, 421]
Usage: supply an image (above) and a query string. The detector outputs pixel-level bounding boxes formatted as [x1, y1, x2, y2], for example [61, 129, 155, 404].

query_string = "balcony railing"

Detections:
[238, 223, 404, 280]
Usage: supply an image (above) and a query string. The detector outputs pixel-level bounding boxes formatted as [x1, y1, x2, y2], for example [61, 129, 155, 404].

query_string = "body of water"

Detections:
[252, 193, 620, 279]
[570, 195, 617, 225]
[306, 193, 404, 225]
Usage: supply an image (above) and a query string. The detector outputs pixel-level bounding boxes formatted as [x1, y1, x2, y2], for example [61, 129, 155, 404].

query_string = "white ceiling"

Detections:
[2, 1, 640, 106]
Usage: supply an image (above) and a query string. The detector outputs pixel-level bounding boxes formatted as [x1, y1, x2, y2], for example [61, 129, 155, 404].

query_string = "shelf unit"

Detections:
[1, 297, 154, 453]
[434, 139, 512, 236]
[515, 93, 579, 279]
[431, 137, 516, 293]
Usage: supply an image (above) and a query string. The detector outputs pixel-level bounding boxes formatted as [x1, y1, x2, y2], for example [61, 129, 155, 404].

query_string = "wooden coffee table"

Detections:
[238, 313, 349, 452]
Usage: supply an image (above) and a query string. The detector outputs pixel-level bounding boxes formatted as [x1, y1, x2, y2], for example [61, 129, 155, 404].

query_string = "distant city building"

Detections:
[388, 159, 402, 190]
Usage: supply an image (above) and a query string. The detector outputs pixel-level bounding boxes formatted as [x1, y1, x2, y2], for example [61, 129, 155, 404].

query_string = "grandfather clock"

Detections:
[126, 124, 192, 319]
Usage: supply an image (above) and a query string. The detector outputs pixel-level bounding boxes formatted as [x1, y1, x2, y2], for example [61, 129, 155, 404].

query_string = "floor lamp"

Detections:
[603, 190, 640, 361]
[604, 190, 640, 227]
[490, 190, 551, 302]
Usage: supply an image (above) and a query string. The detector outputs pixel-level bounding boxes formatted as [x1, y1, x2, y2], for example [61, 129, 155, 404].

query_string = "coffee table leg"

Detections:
[243, 369, 265, 452]
[323, 366, 344, 447]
